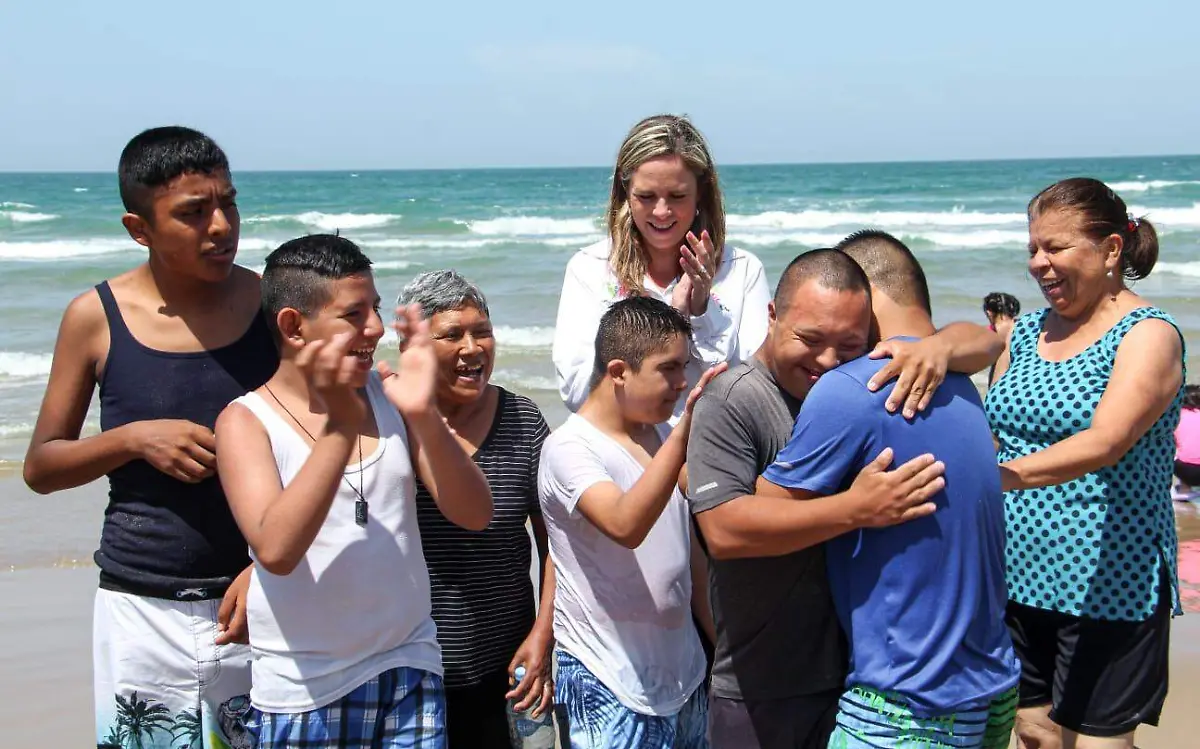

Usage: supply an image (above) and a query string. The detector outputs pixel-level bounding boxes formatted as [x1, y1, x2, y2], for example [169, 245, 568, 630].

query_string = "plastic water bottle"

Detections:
[506, 665, 556, 748]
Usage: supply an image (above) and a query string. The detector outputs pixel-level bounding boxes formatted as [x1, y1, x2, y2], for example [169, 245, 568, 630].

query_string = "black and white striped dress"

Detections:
[415, 387, 550, 688]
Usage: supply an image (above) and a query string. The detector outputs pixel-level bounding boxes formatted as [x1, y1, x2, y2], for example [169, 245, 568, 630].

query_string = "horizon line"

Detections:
[2, 152, 1198, 176]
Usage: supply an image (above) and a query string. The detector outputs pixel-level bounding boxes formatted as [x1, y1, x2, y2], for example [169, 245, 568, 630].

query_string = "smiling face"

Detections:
[1027, 207, 1120, 319]
[613, 333, 690, 425]
[123, 170, 240, 283]
[428, 304, 495, 407]
[297, 273, 385, 388]
[627, 155, 699, 258]
[764, 278, 872, 400]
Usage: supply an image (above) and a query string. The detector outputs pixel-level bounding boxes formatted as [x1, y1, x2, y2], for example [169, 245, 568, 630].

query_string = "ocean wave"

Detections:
[1155, 262, 1200, 278]
[73, 187, 89, 193]
[491, 373, 559, 392]
[373, 260, 416, 270]
[0, 201, 36, 209]
[0, 210, 59, 223]
[245, 212, 401, 231]
[727, 208, 1026, 231]
[466, 216, 599, 236]
[0, 422, 35, 439]
[379, 325, 555, 349]
[0, 352, 53, 378]
[1110, 180, 1200, 193]
[1131, 202, 1200, 228]
[0, 239, 137, 261]
[732, 228, 1029, 249]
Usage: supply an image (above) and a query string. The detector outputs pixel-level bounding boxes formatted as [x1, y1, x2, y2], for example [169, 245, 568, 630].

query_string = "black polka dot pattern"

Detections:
[984, 307, 1187, 622]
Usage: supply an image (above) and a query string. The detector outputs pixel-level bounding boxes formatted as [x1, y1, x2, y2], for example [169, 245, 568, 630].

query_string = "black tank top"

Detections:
[94, 281, 279, 599]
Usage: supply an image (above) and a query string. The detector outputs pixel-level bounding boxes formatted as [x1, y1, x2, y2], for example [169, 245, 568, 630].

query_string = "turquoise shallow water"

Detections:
[1, 157, 1198, 461]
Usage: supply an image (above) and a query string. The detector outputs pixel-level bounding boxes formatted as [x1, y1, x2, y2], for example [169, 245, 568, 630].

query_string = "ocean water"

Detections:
[1, 157, 1199, 464]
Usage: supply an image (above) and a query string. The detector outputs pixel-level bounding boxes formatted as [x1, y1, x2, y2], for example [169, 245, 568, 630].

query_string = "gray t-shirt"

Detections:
[687, 358, 847, 701]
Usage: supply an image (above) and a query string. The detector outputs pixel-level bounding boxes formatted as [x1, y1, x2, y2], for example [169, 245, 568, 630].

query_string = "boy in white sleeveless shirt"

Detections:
[539, 297, 723, 749]
[214, 234, 493, 749]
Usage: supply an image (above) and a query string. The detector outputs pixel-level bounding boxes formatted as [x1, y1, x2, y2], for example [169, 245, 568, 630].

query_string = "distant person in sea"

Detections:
[986, 178, 1187, 749]
[1176, 384, 1200, 488]
[215, 235, 493, 748]
[551, 114, 771, 429]
[397, 270, 557, 748]
[539, 297, 721, 749]
[758, 232, 1020, 749]
[687, 247, 1000, 749]
[983, 292, 1021, 386]
[22, 126, 278, 749]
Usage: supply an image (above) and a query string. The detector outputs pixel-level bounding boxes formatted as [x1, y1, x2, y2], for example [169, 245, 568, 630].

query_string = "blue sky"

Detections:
[2, 0, 1198, 171]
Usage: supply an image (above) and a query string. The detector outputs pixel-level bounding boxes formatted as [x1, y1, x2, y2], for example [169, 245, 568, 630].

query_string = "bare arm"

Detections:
[866, 322, 1002, 418]
[215, 402, 355, 576]
[575, 427, 689, 549]
[689, 523, 716, 645]
[695, 450, 944, 561]
[408, 412, 493, 531]
[988, 328, 1014, 389]
[24, 291, 218, 493]
[1000, 319, 1183, 492]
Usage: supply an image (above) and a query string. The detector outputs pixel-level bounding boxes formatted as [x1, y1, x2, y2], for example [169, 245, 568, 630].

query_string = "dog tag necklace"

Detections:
[263, 385, 368, 526]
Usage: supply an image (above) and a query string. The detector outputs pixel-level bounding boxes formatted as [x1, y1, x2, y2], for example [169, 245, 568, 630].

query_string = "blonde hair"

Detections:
[606, 115, 726, 295]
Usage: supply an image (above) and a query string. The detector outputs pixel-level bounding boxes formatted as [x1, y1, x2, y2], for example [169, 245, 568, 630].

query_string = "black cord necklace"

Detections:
[263, 384, 369, 527]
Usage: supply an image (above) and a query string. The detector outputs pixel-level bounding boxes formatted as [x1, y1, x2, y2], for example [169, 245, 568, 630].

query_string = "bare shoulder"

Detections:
[1121, 315, 1182, 356]
[215, 398, 267, 444]
[57, 286, 108, 359]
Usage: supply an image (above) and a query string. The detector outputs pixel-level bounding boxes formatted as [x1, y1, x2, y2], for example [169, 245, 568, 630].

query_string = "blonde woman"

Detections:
[552, 114, 771, 427]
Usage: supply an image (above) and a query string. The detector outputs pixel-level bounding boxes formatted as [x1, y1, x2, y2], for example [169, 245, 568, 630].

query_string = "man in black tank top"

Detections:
[23, 127, 278, 749]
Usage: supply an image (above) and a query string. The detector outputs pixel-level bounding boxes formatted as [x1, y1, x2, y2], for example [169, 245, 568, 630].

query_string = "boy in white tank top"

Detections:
[214, 234, 493, 749]
[538, 297, 723, 749]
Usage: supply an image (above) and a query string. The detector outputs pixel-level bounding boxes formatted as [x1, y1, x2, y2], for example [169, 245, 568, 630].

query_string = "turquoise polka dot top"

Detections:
[985, 306, 1185, 621]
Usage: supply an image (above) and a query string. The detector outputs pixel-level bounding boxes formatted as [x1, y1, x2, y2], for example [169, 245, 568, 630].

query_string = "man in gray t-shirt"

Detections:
[687, 248, 989, 749]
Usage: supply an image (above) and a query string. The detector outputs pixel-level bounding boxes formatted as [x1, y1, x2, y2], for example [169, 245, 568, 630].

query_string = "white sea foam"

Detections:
[466, 217, 599, 236]
[0, 422, 36, 439]
[727, 208, 1026, 230]
[73, 187, 89, 193]
[1155, 262, 1200, 278]
[0, 201, 36, 209]
[0, 210, 58, 223]
[1110, 180, 1200, 193]
[0, 352, 53, 378]
[246, 212, 401, 231]
[373, 260, 416, 270]
[732, 228, 1029, 249]
[1131, 202, 1200, 228]
[379, 324, 555, 349]
[912, 230, 1030, 249]
[491, 373, 559, 392]
[0, 239, 136, 261]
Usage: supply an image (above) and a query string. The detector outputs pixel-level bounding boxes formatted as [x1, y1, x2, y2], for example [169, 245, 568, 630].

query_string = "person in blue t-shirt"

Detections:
[759, 230, 1020, 749]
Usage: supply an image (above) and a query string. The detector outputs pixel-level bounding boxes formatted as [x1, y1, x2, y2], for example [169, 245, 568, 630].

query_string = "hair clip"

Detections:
[1126, 213, 1140, 233]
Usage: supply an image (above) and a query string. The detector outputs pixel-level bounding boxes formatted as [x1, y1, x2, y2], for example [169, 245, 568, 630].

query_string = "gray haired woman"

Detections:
[398, 270, 556, 748]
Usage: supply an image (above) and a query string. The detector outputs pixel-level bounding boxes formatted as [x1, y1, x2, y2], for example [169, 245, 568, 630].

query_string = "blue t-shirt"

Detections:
[762, 342, 1019, 715]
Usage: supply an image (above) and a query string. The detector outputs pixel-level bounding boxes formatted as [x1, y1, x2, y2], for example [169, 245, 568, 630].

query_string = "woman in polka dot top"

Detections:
[985, 178, 1186, 749]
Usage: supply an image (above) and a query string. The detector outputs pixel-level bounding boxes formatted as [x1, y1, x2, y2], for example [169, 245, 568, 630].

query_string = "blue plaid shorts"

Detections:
[555, 650, 707, 749]
[244, 666, 446, 749]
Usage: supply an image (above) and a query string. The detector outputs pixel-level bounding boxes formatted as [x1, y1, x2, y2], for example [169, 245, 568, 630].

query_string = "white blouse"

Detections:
[552, 239, 772, 427]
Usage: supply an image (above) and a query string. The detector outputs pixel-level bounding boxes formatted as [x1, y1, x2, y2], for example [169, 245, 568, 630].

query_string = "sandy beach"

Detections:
[0, 476, 1198, 747]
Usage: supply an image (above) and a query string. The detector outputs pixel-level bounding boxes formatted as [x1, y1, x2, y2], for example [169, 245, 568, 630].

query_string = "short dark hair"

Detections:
[118, 126, 230, 218]
[1029, 177, 1159, 281]
[262, 235, 374, 339]
[835, 230, 932, 316]
[774, 248, 871, 313]
[589, 296, 692, 390]
[982, 292, 1021, 320]
[1184, 384, 1200, 411]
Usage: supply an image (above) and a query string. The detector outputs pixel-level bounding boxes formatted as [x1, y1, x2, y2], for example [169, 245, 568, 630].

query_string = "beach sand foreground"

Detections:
[2, 478, 1199, 748]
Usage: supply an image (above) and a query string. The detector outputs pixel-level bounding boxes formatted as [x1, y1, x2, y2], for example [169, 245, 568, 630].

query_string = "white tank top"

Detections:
[234, 372, 442, 712]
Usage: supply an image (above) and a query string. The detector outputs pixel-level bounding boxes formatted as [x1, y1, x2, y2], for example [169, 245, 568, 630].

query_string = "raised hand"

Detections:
[680, 230, 719, 315]
[378, 304, 438, 418]
[847, 447, 945, 528]
[684, 361, 729, 416]
[866, 336, 952, 419]
[295, 331, 366, 428]
[130, 419, 218, 483]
